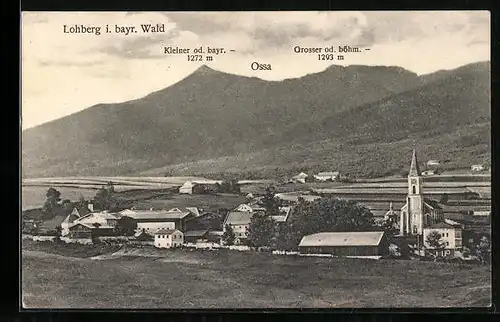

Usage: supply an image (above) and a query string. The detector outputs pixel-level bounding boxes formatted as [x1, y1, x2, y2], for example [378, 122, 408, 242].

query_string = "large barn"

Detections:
[298, 231, 388, 257]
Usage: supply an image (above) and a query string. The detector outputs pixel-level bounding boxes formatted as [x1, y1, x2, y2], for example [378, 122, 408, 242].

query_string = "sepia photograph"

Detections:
[21, 11, 491, 309]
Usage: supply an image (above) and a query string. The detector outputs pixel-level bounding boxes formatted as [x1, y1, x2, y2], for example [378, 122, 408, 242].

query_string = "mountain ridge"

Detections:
[21, 61, 491, 178]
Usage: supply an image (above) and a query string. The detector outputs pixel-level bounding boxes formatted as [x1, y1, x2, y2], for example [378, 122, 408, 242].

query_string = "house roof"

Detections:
[409, 149, 421, 177]
[293, 172, 308, 179]
[77, 211, 121, 222]
[299, 231, 385, 247]
[155, 228, 180, 235]
[119, 209, 192, 220]
[224, 211, 253, 225]
[185, 207, 200, 216]
[425, 222, 460, 229]
[72, 205, 91, 217]
[184, 230, 209, 237]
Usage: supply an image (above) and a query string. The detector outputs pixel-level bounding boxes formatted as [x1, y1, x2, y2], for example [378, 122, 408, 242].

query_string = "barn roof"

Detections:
[120, 209, 191, 220]
[299, 231, 385, 247]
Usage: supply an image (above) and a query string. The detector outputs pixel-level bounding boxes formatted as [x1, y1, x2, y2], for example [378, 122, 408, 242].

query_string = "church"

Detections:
[399, 150, 444, 239]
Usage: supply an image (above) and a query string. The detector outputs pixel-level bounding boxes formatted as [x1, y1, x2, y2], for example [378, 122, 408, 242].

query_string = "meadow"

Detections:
[22, 243, 491, 309]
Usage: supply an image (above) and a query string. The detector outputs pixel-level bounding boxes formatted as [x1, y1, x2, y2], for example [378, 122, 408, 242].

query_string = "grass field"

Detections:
[22, 243, 491, 309]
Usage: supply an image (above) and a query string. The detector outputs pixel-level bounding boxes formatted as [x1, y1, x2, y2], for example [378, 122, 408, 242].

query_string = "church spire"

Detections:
[409, 149, 421, 176]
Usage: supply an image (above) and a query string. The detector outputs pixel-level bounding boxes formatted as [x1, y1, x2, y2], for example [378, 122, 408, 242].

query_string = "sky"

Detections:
[21, 11, 490, 130]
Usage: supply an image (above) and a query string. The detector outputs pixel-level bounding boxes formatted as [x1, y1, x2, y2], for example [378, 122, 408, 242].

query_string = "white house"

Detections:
[314, 171, 340, 182]
[471, 164, 485, 172]
[154, 229, 184, 248]
[179, 181, 195, 194]
[427, 160, 440, 166]
[292, 172, 308, 184]
[423, 221, 463, 257]
[421, 170, 437, 176]
[223, 211, 254, 244]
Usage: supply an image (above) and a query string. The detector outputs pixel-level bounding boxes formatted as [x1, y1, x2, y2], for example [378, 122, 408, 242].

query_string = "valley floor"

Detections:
[21, 243, 491, 309]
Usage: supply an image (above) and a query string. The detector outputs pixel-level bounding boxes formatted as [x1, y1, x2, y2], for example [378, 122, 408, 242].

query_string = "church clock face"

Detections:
[411, 179, 417, 185]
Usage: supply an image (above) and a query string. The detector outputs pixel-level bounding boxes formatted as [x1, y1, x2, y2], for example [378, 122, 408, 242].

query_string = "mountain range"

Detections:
[21, 61, 491, 179]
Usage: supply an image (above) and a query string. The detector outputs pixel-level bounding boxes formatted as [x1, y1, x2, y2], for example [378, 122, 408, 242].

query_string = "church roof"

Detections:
[409, 149, 421, 177]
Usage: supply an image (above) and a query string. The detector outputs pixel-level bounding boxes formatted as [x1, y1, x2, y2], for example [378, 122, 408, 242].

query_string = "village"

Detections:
[21, 150, 491, 264]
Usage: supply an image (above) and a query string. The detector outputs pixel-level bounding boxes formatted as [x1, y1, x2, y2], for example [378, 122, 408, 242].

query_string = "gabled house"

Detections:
[154, 229, 184, 248]
[72, 211, 121, 232]
[179, 181, 195, 194]
[471, 164, 485, 172]
[292, 172, 308, 184]
[223, 211, 254, 244]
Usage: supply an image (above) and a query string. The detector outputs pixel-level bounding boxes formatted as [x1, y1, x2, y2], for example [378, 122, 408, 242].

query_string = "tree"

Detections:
[247, 212, 276, 248]
[93, 183, 117, 211]
[276, 197, 376, 250]
[42, 187, 62, 217]
[425, 230, 445, 261]
[259, 186, 282, 217]
[115, 216, 138, 236]
[222, 224, 236, 246]
[476, 236, 491, 264]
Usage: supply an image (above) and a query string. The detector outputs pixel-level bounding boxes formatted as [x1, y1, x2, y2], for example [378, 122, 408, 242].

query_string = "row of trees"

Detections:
[222, 186, 376, 249]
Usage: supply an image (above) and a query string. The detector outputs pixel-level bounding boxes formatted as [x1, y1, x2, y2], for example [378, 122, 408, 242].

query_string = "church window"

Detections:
[412, 186, 416, 194]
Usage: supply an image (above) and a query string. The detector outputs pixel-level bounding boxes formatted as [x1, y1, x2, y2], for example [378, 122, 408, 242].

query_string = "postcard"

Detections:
[21, 11, 491, 309]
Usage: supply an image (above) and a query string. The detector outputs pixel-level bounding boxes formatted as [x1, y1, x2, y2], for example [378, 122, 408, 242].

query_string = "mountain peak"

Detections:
[193, 65, 218, 75]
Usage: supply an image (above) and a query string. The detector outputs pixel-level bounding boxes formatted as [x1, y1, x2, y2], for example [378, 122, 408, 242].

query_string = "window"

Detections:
[446, 233, 448, 237]
[446, 242, 449, 246]
[412, 186, 416, 194]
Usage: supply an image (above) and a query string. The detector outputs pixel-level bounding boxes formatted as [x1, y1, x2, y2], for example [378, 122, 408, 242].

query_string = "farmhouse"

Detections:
[234, 203, 265, 213]
[399, 150, 445, 239]
[74, 211, 121, 229]
[427, 160, 440, 166]
[223, 211, 254, 244]
[298, 231, 388, 257]
[120, 208, 196, 234]
[423, 221, 463, 257]
[179, 181, 195, 194]
[154, 229, 184, 248]
[292, 172, 308, 184]
[314, 171, 340, 182]
[471, 164, 485, 172]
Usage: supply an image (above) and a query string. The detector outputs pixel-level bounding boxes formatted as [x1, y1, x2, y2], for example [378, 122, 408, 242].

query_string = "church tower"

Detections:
[400, 149, 425, 236]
